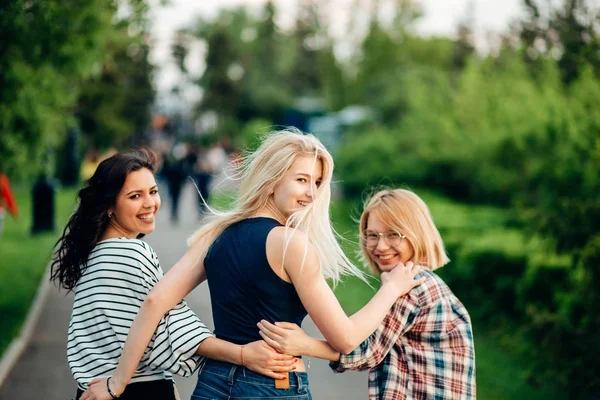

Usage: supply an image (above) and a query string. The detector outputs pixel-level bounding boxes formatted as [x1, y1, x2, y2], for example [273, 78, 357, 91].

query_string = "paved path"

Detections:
[0, 182, 367, 400]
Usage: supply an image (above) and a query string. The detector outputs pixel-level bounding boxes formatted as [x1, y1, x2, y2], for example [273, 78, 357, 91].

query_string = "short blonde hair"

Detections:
[359, 188, 449, 274]
[189, 128, 366, 285]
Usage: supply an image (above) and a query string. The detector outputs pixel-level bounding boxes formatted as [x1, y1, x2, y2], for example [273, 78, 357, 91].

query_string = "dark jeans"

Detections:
[192, 359, 312, 400]
[75, 379, 175, 400]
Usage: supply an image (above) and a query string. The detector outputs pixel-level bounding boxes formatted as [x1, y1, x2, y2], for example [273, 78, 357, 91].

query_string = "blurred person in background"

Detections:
[161, 142, 188, 224]
[192, 140, 228, 217]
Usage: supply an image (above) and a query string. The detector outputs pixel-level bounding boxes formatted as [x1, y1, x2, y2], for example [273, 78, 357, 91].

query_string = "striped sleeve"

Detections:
[139, 243, 213, 377]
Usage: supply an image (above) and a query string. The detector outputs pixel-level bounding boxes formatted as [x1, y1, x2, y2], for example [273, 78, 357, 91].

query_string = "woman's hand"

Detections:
[242, 340, 297, 379]
[381, 261, 425, 297]
[257, 320, 313, 357]
[80, 377, 122, 400]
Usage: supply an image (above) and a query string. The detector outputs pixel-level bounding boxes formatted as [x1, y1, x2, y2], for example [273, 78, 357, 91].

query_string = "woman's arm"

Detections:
[267, 228, 425, 354]
[258, 321, 340, 361]
[84, 242, 208, 399]
[196, 337, 296, 379]
[84, 337, 297, 400]
[332, 294, 420, 371]
[258, 290, 421, 369]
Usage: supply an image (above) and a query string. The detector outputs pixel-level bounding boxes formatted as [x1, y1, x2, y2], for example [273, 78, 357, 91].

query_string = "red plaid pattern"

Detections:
[331, 270, 476, 399]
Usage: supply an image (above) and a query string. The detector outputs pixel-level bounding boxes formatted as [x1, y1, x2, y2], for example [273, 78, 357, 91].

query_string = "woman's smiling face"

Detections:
[365, 213, 414, 273]
[271, 155, 323, 219]
[108, 168, 160, 238]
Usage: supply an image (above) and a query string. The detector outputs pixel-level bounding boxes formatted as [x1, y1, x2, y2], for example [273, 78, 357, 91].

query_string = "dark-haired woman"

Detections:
[51, 149, 295, 400]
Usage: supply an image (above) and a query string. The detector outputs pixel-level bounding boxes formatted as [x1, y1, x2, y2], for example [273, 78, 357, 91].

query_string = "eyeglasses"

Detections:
[361, 229, 406, 249]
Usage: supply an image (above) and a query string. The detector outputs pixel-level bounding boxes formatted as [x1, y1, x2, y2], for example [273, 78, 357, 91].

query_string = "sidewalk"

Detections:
[0, 182, 367, 399]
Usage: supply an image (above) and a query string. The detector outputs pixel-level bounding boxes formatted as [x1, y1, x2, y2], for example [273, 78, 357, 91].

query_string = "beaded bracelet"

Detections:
[107, 377, 119, 399]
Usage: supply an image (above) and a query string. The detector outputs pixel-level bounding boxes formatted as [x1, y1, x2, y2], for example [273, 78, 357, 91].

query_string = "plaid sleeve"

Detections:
[330, 292, 420, 373]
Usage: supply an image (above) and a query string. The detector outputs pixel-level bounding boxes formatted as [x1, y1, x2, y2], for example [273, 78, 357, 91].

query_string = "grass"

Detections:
[0, 184, 78, 356]
[329, 190, 567, 400]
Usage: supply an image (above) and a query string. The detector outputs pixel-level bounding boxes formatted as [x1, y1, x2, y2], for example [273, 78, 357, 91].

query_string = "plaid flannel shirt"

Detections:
[331, 270, 476, 399]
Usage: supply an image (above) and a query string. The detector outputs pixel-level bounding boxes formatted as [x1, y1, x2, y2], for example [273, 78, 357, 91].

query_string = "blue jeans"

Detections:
[192, 359, 312, 400]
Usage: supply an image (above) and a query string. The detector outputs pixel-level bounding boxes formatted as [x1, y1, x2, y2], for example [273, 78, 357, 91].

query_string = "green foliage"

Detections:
[76, 22, 155, 150]
[0, 186, 78, 356]
[519, 0, 600, 83]
[0, 0, 154, 180]
[238, 119, 275, 153]
[0, 0, 113, 177]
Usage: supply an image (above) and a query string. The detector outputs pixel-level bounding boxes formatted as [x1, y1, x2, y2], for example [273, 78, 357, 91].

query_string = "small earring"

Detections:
[108, 213, 113, 218]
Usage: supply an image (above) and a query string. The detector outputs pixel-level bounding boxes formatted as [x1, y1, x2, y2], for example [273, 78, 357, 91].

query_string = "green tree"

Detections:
[513, 65, 600, 396]
[76, 22, 155, 150]
[288, 1, 323, 96]
[0, 0, 153, 179]
[519, 0, 600, 83]
[242, 1, 294, 123]
[0, 0, 114, 178]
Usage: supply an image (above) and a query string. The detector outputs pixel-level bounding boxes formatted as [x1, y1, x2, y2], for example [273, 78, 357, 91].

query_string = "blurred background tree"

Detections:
[76, 20, 155, 150]
[0, 0, 155, 180]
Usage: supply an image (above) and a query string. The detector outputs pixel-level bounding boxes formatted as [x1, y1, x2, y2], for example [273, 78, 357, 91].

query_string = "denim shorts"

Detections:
[192, 359, 312, 400]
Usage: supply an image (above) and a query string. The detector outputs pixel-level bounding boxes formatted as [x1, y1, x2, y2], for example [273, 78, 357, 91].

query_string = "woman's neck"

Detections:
[101, 222, 136, 241]
[255, 200, 288, 225]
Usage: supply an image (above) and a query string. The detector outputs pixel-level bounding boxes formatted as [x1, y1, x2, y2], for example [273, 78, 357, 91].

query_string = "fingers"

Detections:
[412, 277, 427, 288]
[258, 320, 288, 336]
[273, 321, 300, 330]
[259, 331, 283, 351]
[272, 352, 295, 361]
[260, 369, 289, 380]
[269, 358, 297, 368]
[257, 322, 283, 342]
[263, 362, 296, 372]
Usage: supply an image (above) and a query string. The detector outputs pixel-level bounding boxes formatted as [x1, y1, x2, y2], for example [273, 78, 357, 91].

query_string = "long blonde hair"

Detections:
[188, 128, 366, 285]
[359, 188, 449, 274]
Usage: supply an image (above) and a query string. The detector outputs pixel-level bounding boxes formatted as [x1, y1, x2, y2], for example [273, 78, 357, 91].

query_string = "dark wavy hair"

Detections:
[51, 148, 158, 291]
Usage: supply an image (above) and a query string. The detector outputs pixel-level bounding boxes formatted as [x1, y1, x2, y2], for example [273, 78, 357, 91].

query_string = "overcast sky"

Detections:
[148, 0, 523, 108]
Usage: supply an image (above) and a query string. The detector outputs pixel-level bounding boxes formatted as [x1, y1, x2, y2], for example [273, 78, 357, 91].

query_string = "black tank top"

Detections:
[204, 217, 308, 344]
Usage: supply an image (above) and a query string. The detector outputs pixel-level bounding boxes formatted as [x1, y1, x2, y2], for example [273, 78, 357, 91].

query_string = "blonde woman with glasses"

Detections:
[81, 131, 424, 400]
[258, 188, 476, 399]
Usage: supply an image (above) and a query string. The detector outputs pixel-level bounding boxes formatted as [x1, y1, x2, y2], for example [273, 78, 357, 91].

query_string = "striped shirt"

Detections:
[331, 269, 476, 399]
[67, 238, 212, 390]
